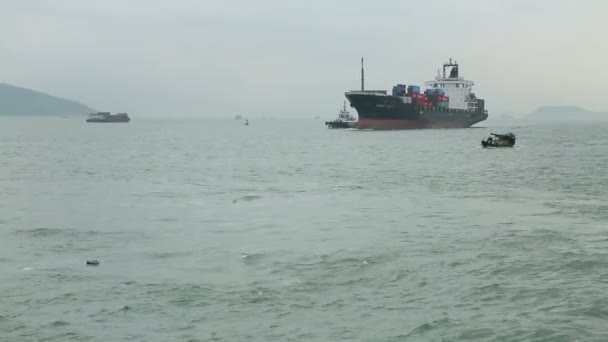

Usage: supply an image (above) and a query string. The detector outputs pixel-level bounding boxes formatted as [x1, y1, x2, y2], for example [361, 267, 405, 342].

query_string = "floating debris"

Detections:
[86, 260, 100, 266]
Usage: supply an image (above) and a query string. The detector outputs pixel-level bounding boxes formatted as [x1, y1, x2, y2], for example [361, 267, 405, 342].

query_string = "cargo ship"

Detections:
[345, 58, 488, 129]
[86, 112, 130, 123]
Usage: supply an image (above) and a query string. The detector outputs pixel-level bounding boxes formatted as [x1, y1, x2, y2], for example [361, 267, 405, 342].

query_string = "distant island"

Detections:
[0, 83, 95, 116]
[528, 106, 608, 121]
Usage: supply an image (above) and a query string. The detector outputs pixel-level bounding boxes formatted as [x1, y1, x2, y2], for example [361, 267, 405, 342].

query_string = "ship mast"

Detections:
[361, 57, 365, 91]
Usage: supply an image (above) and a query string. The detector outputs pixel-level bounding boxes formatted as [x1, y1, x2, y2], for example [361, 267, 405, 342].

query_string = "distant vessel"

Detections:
[345, 58, 488, 129]
[245, 119, 249, 126]
[325, 101, 357, 128]
[86, 112, 130, 123]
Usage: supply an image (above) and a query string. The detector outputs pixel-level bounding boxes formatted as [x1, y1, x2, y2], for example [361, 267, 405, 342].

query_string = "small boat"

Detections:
[482, 132, 516, 148]
[245, 119, 249, 126]
[325, 101, 357, 129]
[86, 259, 100, 266]
[86, 112, 130, 123]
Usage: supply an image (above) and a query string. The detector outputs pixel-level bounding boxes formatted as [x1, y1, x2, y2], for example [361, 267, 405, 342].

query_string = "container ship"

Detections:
[86, 112, 130, 123]
[345, 58, 488, 129]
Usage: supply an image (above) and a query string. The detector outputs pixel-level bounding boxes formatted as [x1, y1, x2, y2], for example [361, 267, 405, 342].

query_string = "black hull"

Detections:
[87, 120, 129, 123]
[86, 115, 130, 123]
[481, 141, 515, 148]
[86, 119, 130, 123]
[345, 93, 488, 129]
[325, 120, 355, 129]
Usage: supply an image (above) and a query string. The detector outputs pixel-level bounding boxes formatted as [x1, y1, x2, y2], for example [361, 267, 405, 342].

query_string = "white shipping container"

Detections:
[400, 96, 413, 104]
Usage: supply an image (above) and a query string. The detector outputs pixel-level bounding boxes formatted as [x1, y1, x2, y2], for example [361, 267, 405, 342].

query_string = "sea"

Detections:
[1, 117, 607, 341]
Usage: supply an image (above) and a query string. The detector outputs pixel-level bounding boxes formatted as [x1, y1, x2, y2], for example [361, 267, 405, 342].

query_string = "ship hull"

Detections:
[346, 93, 487, 130]
[355, 118, 470, 129]
[325, 120, 356, 129]
[86, 115, 130, 123]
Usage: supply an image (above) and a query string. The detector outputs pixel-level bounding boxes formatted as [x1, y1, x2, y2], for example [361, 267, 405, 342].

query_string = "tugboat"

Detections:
[86, 112, 130, 123]
[325, 101, 357, 128]
[482, 133, 516, 148]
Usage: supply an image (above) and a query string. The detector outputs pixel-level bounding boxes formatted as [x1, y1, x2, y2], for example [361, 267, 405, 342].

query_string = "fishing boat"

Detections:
[482, 133, 516, 147]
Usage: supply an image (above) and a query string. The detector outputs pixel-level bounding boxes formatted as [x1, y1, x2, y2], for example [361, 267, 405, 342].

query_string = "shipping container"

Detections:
[392, 84, 407, 96]
[407, 85, 420, 94]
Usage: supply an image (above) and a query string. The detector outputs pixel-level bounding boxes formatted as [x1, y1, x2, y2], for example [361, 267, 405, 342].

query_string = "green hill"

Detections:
[0, 83, 95, 116]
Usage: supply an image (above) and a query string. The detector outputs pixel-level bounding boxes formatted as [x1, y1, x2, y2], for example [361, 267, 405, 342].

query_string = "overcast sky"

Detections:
[1, 0, 606, 118]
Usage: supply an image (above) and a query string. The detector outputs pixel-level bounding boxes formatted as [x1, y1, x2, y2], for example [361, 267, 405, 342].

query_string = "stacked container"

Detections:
[392, 84, 407, 96]
[437, 95, 449, 108]
[410, 93, 432, 107]
[407, 85, 420, 94]
[424, 88, 445, 96]
[392, 86, 399, 96]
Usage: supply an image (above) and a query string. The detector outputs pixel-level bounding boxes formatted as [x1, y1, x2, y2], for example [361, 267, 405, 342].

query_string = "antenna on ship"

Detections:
[361, 57, 365, 91]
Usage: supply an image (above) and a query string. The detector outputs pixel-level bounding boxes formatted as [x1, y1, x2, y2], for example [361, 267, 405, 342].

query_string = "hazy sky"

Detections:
[1, 0, 606, 117]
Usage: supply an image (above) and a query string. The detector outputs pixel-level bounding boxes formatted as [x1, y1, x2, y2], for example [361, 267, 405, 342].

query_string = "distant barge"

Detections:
[86, 112, 130, 123]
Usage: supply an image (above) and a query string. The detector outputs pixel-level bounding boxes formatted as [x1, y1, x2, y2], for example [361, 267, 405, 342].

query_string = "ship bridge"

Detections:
[424, 59, 478, 111]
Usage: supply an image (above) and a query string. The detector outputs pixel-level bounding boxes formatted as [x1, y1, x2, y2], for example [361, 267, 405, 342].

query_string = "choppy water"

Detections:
[1, 117, 607, 341]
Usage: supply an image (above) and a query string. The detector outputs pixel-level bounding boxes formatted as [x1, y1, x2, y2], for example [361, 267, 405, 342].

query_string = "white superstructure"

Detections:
[337, 101, 356, 122]
[424, 59, 478, 111]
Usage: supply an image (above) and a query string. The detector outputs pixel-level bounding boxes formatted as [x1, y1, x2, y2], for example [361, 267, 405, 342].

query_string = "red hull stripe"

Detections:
[355, 119, 468, 129]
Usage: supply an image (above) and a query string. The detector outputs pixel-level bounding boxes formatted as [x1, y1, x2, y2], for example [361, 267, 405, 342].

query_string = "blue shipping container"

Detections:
[407, 85, 420, 94]
[393, 85, 406, 96]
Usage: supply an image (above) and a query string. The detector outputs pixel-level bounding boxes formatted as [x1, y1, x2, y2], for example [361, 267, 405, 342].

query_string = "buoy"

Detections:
[86, 260, 100, 266]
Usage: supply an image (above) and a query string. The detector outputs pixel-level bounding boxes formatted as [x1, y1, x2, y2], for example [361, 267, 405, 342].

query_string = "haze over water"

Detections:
[1, 117, 607, 341]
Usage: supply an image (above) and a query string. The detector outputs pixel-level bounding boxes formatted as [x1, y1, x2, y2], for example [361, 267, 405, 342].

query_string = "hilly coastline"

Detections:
[0, 83, 95, 116]
[528, 106, 608, 121]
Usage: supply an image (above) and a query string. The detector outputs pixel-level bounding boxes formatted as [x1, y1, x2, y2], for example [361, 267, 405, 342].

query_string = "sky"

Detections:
[0, 0, 607, 118]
